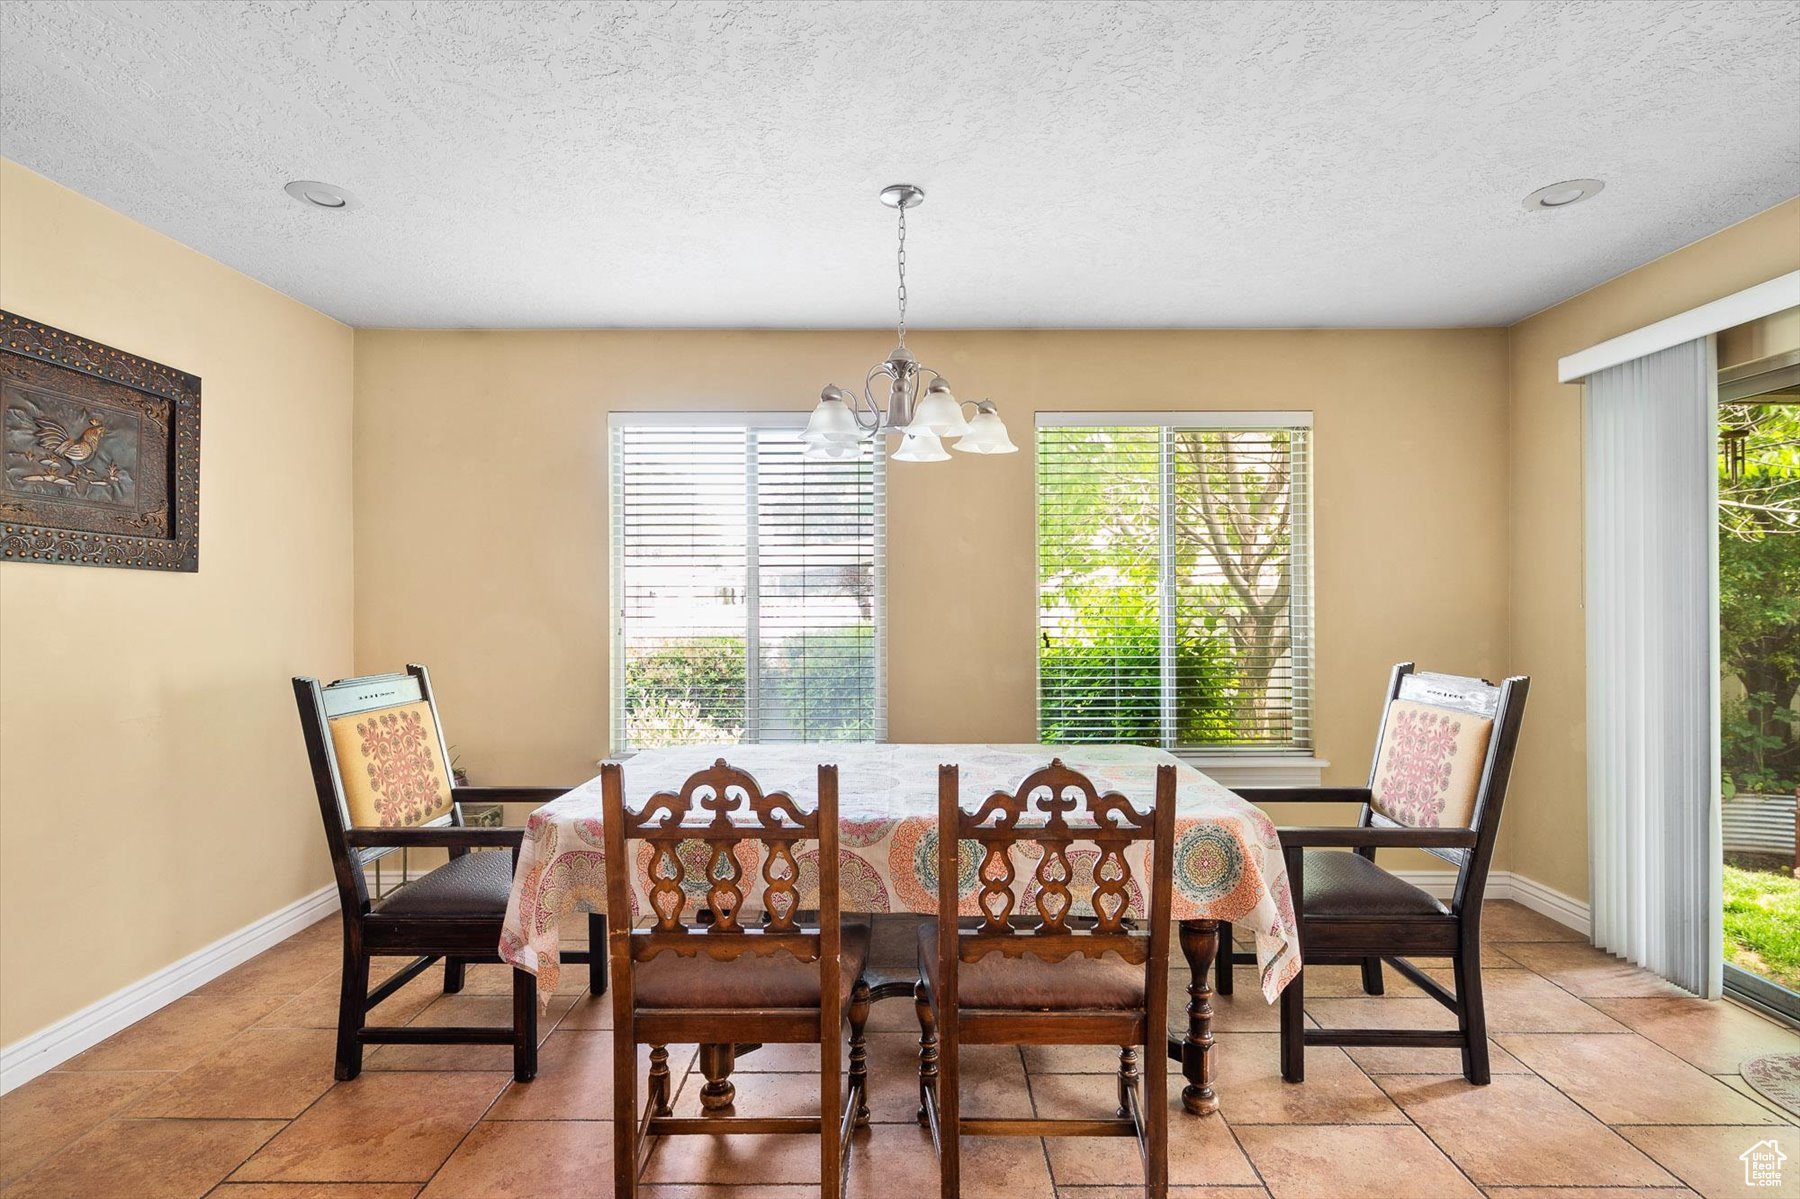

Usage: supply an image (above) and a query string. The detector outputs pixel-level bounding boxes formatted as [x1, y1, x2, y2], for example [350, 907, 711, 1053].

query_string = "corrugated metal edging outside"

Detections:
[1722, 793, 1797, 858]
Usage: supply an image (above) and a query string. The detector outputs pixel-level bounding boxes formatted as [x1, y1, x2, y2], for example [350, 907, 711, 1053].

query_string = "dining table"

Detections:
[499, 742, 1300, 1116]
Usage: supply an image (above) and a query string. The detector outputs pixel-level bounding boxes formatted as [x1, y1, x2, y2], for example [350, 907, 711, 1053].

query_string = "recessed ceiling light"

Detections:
[284, 180, 352, 210]
[1523, 179, 1604, 211]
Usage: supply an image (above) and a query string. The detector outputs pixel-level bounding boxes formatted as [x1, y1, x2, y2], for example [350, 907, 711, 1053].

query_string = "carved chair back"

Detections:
[601, 759, 841, 985]
[293, 664, 463, 917]
[1360, 663, 1531, 916]
[937, 759, 1176, 986]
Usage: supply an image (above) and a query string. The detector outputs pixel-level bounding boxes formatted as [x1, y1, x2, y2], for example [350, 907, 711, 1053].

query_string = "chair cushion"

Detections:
[1302, 849, 1448, 918]
[328, 700, 455, 829]
[374, 848, 513, 918]
[1369, 699, 1494, 829]
[634, 922, 872, 1010]
[917, 922, 1146, 1011]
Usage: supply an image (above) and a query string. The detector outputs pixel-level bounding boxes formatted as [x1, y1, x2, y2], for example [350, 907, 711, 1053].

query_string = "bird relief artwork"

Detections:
[6, 395, 139, 510]
[1, 310, 198, 571]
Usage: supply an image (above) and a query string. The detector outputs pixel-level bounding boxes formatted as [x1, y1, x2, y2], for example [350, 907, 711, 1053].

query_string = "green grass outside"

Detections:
[1723, 863, 1800, 991]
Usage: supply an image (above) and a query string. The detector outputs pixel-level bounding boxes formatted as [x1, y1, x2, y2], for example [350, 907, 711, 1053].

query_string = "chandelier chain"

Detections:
[896, 205, 908, 346]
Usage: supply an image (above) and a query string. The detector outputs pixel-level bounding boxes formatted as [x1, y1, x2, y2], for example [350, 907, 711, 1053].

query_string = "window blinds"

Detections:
[1036, 415, 1313, 753]
[1584, 339, 1722, 998]
[610, 419, 885, 750]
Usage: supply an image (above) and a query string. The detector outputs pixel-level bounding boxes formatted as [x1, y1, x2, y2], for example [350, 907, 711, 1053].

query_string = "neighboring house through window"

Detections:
[610, 415, 885, 750]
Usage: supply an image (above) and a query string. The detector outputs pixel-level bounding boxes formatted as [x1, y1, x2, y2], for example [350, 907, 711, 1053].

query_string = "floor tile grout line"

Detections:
[1608, 1120, 1800, 1127]
[22, 1025, 338, 1193]
[1344, 955, 1567, 1198]
[1019, 1043, 1060, 1197]
[1215, 1094, 1273, 1194]
[5, 1109, 291, 1199]
[1713, 1071, 1800, 1122]
[54, 989, 307, 1081]
[1362, 1068, 1531, 1197]
[246, 960, 517, 1191]
[1473, 995, 1787, 1138]
[195, 961, 346, 1196]
[411, 1052, 533, 1193]
[1482, 940, 1697, 1029]
[1600, 1125, 1794, 1197]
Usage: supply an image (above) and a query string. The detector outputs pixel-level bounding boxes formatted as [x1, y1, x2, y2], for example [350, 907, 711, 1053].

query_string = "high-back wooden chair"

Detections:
[603, 759, 871, 1199]
[293, 663, 603, 1083]
[1227, 663, 1529, 1084]
[918, 760, 1177, 1199]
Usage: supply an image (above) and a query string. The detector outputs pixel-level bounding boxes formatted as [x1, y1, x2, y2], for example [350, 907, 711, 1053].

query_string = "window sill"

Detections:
[1172, 753, 1329, 788]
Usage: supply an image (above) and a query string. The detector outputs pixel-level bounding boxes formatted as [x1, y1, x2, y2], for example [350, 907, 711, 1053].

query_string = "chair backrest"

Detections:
[1361, 662, 1531, 915]
[601, 759, 841, 993]
[937, 759, 1176, 998]
[292, 663, 460, 913]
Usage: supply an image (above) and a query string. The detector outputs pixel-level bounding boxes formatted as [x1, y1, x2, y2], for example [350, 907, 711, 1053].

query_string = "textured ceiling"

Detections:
[2, 0, 1797, 329]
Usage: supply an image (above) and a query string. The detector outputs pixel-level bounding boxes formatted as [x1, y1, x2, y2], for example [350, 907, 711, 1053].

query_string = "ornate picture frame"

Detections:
[1, 310, 200, 571]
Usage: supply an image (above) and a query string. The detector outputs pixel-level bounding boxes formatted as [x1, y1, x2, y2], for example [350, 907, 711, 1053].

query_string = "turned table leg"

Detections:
[698, 1043, 737, 1113]
[692, 980, 917, 1119]
[1172, 918, 1220, 1116]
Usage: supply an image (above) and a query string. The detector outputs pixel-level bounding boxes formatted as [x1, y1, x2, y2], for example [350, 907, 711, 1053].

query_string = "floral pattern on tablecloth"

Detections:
[499, 743, 1299, 1004]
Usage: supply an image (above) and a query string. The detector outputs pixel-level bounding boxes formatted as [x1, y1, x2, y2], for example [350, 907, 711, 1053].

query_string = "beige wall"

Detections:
[0, 161, 355, 1044]
[1501, 197, 1800, 898]
[359, 196, 1800, 907]
[5, 144, 1785, 1047]
[354, 328, 1511, 854]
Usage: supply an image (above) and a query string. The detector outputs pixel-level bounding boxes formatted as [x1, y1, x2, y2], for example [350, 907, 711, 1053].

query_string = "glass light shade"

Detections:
[802, 440, 860, 461]
[892, 429, 950, 462]
[910, 381, 970, 437]
[954, 407, 1018, 454]
[801, 394, 860, 445]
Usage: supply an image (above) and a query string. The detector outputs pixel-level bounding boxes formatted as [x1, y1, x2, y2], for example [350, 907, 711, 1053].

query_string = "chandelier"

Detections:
[802, 184, 1017, 462]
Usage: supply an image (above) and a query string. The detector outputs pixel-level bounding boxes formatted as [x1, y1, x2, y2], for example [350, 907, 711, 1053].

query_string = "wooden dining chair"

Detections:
[292, 663, 604, 1083]
[1224, 663, 1529, 1084]
[917, 760, 1177, 1199]
[602, 758, 872, 1199]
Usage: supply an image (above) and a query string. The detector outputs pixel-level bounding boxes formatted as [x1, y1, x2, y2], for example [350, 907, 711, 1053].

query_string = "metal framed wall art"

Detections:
[1, 310, 200, 571]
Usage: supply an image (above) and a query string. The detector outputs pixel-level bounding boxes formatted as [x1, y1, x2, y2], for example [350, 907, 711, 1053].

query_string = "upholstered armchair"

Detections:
[1228, 663, 1529, 1084]
[292, 663, 603, 1082]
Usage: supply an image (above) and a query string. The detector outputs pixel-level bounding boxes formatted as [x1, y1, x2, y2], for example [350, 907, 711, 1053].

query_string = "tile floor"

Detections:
[2, 901, 1797, 1198]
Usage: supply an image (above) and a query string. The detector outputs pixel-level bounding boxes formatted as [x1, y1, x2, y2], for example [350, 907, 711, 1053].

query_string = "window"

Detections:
[610, 416, 885, 750]
[1036, 413, 1313, 756]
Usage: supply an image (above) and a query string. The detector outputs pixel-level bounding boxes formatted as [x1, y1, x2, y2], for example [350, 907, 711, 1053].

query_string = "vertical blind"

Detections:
[1584, 339, 1722, 997]
[1036, 415, 1313, 753]
[610, 418, 885, 751]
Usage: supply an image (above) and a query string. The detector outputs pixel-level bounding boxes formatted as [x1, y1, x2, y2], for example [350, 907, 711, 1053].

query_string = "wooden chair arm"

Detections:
[345, 826, 527, 850]
[1275, 825, 1478, 850]
[452, 786, 571, 806]
[1232, 786, 1374, 805]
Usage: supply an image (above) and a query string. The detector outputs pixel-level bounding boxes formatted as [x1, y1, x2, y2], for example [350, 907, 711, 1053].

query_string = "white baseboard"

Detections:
[1503, 871, 1593, 937]
[1388, 868, 1461, 899]
[0, 883, 338, 1094]
[1390, 868, 1592, 938]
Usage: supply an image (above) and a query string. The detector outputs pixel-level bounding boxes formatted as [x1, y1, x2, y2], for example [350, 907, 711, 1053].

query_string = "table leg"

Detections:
[695, 981, 916, 1116]
[1172, 918, 1219, 1116]
[698, 1043, 737, 1113]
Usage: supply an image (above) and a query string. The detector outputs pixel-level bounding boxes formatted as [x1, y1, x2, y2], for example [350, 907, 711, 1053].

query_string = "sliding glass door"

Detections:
[1718, 346, 1800, 1021]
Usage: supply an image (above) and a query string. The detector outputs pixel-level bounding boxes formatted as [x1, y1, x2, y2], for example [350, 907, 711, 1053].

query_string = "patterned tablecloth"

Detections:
[499, 743, 1300, 1004]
